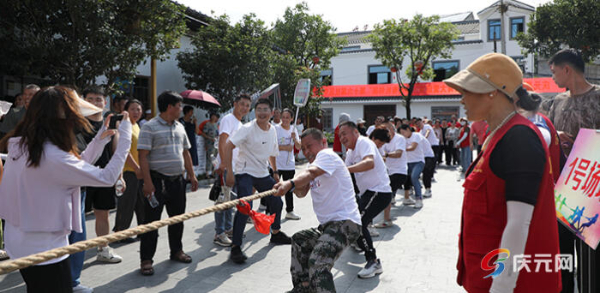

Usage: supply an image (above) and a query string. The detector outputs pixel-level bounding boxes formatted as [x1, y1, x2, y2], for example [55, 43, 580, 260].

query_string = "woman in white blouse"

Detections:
[0, 86, 132, 292]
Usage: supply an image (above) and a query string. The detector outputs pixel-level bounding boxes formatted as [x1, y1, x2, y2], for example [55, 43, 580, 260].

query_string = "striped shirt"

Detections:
[138, 115, 191, 176]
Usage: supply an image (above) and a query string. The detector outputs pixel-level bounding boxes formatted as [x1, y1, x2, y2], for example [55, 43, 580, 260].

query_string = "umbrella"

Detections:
[180, 90, 221, 108]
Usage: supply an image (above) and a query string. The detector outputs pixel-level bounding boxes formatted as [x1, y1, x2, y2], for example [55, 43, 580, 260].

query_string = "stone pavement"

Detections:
[0, 164, 467, 293]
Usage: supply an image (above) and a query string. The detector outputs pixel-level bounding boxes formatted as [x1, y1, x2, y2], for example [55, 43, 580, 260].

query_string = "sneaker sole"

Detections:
[97, 257, 122, 263]
[214, 241, 232, 247]
[285, 216, 301, 220]
[358, 268, 383, 279]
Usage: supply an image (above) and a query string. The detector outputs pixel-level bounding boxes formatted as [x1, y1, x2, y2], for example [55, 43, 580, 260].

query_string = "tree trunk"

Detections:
[405, 97, 411, 119]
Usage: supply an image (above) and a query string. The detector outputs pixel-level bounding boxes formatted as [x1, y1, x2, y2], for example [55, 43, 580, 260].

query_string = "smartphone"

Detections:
[109, 114, 124, 129]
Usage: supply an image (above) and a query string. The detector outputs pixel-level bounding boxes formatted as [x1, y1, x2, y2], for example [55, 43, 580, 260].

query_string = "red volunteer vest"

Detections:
[333, 125, 342, 153]
[459, 127, 471, 148]
[457, 114, 561, 293]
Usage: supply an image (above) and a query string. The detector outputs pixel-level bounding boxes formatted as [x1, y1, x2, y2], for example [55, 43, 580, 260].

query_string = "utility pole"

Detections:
[500, 0, 507, 54]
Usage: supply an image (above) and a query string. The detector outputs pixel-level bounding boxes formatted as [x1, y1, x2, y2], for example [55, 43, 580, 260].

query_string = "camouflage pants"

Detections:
[290, 220, 361, 293]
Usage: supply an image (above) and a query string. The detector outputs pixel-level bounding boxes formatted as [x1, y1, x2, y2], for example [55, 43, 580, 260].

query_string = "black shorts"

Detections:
[86, 186, 116, 210]
[389, 173, 407, 193]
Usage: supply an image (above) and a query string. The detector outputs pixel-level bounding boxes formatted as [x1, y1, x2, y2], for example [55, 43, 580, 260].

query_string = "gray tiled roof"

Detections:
[452, 20, 480, 35]
[338, 31, 372, 45]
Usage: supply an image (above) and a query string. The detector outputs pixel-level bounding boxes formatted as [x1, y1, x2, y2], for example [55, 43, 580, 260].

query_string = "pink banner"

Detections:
[555, 129, 600, 249]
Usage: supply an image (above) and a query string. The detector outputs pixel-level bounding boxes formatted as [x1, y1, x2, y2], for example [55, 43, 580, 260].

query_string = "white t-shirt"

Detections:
[295, 123, 304, 134]
[275, 124, 298, 171]
[420, 124, 439, 146]
[420, 135, 435, 158]
[309, 149, 362, 225]
[366, 125, 375, 136]
[345, 136, 391, 194]
[216, 113, 243, 172]
[380, 134, 408, 175]
[229, 119, 279, 177]
[405, 132, 426, 163]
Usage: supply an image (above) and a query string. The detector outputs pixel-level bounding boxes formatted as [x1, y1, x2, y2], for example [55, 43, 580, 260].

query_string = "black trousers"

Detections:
[445, 141, 459, 165]
[278, 170, 296, 213]
[140, 173, 186, 261]
[20, 258, 73, 293]
[422, 157, 436, 189]
[355, 190, 392, 261]
[432, 145, 442, 164]
[389, 173, 407, 195]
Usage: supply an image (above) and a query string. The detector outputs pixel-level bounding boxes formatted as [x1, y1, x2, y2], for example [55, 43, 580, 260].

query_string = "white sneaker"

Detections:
[285, 211, 301, 220]
[368, 226, 380, 237]
[350, 242, 363, 252]
[358, 259, 383, 279]
[403, 197, 415, 206]
[96, 247, 122, 263]
[258, 204, 267, 211]
[414, 199, 423, 209]
[214, 233, 233, 247]
[391, 196, 396, 205]
[73, 284, 94, 293]
[423, 189, 432, 198]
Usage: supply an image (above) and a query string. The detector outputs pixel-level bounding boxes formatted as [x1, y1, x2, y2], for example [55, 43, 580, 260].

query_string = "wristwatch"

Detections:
[289, 180, 296, 192]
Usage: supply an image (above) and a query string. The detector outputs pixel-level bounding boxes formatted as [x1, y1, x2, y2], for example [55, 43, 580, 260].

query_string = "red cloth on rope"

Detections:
[235, 199, 275, 235]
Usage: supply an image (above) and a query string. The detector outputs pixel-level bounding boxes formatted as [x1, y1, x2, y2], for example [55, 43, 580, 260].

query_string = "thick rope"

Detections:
[0, 189, 276, 275]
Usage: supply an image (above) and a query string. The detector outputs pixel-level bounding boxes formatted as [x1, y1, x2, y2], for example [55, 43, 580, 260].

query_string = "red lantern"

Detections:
[312, 56, 320, 64]
[390, 67, 397, 73]
[414, 60, 424, 74]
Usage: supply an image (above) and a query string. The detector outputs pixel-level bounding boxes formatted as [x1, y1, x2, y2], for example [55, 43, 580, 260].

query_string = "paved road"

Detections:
[0, 164, 466, 293]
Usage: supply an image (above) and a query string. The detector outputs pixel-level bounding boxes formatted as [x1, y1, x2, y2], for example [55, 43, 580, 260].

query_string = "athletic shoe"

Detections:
[285, 211, 301, 220]
[258, 204, 267, 211]
[358, 259, 383, 279]
[423, 189, 432, 198]
[373, 221, 393, 228]
[270, 231, 292, 245]
[368, 226, 380, 237]
[72, 284, 94, 293]
[391, 196, 396, 205]
[350, 243, 363, 252]
[0, 250, 9, 261]
[214, 233, 232, 247]
[414, 199, 423, 209]
[97, 247, 122, 263]
[403, 197, 416, 206]
[230, 246, 247, 264]
[246, 217, 253, 224]
[225, 229, 233, 238]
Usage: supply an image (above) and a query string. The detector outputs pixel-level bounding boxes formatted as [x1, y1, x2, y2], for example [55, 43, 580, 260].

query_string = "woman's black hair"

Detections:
[369, 128, 391, 143]
[515, 86, 542, 111]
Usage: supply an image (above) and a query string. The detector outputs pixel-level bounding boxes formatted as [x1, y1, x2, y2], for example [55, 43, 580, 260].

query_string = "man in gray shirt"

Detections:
[138, 91, 199, 276]
[0, 84, 39, 137]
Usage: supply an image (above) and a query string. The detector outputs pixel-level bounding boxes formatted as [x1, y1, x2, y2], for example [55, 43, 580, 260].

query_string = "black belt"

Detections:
[150, 170, 181, 182]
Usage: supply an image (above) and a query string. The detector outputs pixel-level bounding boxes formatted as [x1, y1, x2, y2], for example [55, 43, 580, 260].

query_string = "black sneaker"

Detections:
[230, 246, 247, 264]
[270, 231, 292, 245]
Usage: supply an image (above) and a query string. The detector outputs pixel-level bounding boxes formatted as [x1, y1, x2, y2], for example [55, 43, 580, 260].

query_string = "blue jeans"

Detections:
[232, 174, 282, 246]
[460, 147, 472, 173]
[407, 162, 425, 199]
[214, 171, 234, 235]
[68, 189, 87, 287]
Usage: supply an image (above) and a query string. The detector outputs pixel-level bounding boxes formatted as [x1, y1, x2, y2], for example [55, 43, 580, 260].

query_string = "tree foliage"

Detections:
[0, 0, 187, 93]
[271, 2, 345, 116]
[368, 15, 459, 118]
[516, 0, 600, 63]
[178, 2, 343, 115]
[177, 14, 274, 109]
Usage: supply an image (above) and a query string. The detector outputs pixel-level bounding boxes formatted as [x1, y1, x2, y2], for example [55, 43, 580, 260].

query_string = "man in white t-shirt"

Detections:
[213, 94, 251, 247]
[419, 131, 436, 198]
[273, 128, 361, 293]
[399, 124, 426, 208]
[365, 116, 384, 136]
[373, 122, 409, 228]
[339, 121, 392, 279]
[221, 98, 292, 264]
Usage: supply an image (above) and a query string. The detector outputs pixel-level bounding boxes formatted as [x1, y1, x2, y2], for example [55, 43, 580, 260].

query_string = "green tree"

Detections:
[272, 2, 345, 117]
[177, 14, 274, 110]
[368, 15, 459, 118]
[516, 0, 600, 63]
[0, 0, 187, 93]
